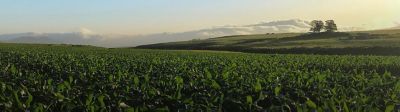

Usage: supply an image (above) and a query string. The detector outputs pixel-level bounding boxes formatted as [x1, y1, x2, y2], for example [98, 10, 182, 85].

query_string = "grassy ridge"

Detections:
[137, 29, 400, 55]
[0, 43, 399, 111]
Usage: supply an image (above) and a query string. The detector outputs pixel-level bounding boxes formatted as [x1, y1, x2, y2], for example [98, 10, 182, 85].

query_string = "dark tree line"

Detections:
[310, 20, 337, 33]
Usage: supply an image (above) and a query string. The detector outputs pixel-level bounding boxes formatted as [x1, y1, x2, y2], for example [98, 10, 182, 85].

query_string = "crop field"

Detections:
[0, 44, 399, 111]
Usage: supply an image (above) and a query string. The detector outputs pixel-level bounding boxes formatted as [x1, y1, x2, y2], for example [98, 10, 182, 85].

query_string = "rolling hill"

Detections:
[136, 29, 400, 55]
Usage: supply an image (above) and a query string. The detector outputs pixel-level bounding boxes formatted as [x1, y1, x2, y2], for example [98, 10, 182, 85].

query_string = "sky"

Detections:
[0, 0, 399, 35]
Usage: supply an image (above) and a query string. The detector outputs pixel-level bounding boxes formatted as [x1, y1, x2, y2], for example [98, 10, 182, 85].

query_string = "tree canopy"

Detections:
[310, 20, 324, 33]
[310, 20, 338, 33]
[325, 20, 338, 32]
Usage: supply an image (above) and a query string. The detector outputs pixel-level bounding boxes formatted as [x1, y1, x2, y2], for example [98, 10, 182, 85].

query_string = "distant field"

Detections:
[0, 43, 399, 111]
[137, 29, 400, 55]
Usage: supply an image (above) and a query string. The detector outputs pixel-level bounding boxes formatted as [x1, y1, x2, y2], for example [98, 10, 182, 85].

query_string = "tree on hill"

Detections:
[325, 20, 338, 32]
[310, 20, 324, 33]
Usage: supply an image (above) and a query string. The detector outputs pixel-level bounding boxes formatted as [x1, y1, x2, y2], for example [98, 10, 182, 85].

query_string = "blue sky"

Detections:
[1, 0, 399, 34]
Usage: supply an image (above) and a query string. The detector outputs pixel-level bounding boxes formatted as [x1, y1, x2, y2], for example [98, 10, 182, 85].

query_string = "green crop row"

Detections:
[0, 45, 399, 111]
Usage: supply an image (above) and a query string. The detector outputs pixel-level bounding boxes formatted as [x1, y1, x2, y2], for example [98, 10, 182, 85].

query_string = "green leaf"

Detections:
[108, 75, 113, 82]
[133, 76, 140, 87]
[63, 81, 71, 90]
[211, 80, 221, 90]
[254, 80, 262, 92]
[221, 66, 230, 80]
[205, 69, 212, 79]
[57, 83, 65, 92]
[68, 75, 74, 83]
[10, 65, 17, 74]
[175, 76, 184, 85]
[306, 99, 317, 109]
[246, 96, 253, 105]
[274, 86, 281, 96]
[98, 95, 106, 108]
[144, 74, 150, 83]
[25, 93, 33, 108]
[13, 91, 23, 109]
[296, 104, 304, 112]
[383, 71, 392, 79]
[343, 102, 349, 112]
[47, 79, 53, 85]
[86, 93, 94, 106]
[125, 107, 135, 112]
[89, 105, 95, 112]
[394, 81, 400, 92]
[385, 105, 395, 112]
[155, 107, 170, 112]
[328, 99, 338, 112]
[34, 103, 44, 112]
[0, 83, 5, 92]
[54, 93, 65, 101]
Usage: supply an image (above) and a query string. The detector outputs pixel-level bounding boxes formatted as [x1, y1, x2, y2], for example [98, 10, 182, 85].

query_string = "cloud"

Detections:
[393, 21, 400, 29]
[384, 21, 400, 29]
[338, 26, 366, 32]
[79, 28, 95, 34]
[170, 19, 311, 38]
[92, 19, 313, 47]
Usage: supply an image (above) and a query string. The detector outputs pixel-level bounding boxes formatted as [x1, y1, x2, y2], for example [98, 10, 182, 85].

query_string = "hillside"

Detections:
[0, 42, 101, 49]
[136, 29, 400, 55]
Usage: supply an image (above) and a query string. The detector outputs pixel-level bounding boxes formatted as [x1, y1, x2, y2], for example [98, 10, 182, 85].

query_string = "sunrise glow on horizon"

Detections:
[0, 0, 399, 35]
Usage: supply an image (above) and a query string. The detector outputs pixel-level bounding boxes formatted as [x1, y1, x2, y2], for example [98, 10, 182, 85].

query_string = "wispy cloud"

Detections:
[97, 19, 313, 47]
[395, 21, 400, 26]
